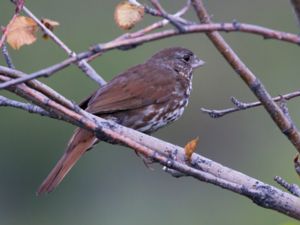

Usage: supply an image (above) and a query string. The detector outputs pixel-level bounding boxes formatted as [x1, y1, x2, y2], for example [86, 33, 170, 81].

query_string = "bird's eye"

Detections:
[182, 54, 190, 62]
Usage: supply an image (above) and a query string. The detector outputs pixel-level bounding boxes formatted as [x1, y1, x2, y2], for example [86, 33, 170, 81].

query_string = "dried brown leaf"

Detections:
[184, 137, 199, 162]
[41, 18, 60, 39]
[294, 154, 300, 176]
[114, 1, 144, 30]
[6, 16, 38, 50]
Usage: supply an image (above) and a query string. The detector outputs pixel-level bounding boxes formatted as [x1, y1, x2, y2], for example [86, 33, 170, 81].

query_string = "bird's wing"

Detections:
[86, 63, 176, 114]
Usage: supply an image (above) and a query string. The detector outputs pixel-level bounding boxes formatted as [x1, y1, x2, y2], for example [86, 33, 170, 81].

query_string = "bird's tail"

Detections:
[37, 128, 96, 195]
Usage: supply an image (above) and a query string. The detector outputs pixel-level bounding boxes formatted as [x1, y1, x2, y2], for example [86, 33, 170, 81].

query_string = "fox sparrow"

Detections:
[37, 47, 204, 195]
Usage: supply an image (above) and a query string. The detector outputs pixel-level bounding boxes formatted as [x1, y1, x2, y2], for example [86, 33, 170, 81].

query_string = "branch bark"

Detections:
[1, 1, 300, 221]
[20, 5, 106, 86]
[1, 69, 300, 219]
[201, 90, 300, 118]
[191, 0, 300, 155]
[0, 22, 299, 89]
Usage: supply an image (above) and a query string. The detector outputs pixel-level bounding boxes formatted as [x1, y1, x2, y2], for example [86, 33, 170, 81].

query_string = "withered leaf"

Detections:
[184, 137, 199, 162]
[6, 16, 38, 50]
[114, 1, 144, 30]
[41, 18, 60, 39]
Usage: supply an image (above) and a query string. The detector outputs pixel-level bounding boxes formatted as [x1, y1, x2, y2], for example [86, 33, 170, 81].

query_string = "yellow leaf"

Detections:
[114, 1, 144, 30]
[6, 16, 38, 50]
[184, 137, 199, 162]
[41, 18, 60, 39]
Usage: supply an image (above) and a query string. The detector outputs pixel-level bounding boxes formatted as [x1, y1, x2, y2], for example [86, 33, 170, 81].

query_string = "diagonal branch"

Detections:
[0, 71, 300, 219]
[0, 22, 299, 90]
[191, 0, 300, 155]
[16, 4, 106, 86]
[146, 0, 189, 32]
[130, 0, 191, 37]
[2, 44, 15, 69]
[275, 176, 300, 197]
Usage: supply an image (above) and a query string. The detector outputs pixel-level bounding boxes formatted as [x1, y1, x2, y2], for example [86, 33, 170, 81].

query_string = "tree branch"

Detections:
[1, 70, 300, 219]
[191, 0, 300, 155]
[0, 22, 299, 90]
[18, 5, 106, 86]
[274, 176, 300, 197]
[201, 90, 300, 118]
[1, 44, 15, 69]
[1, 1, 300, 220]
[0, 95, 56, 118]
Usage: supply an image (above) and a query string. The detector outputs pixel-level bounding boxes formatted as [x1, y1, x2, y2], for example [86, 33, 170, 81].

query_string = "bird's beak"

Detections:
[192, 57, 205, 69]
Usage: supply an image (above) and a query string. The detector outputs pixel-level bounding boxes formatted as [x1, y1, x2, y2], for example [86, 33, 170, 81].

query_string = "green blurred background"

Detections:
[0, 0, 300, 224]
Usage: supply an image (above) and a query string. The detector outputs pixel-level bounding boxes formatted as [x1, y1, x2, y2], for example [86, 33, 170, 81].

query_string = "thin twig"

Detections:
[0, 0, 299, 219]
[0, 22, 299, 90]
[0, 95, 55, 118]
[1, 44, 15, 69]
[191, 0, 300, 155]
[274, 176, 300, 197]
[130, 0, 191, 38]
[84, 1, 192, 61]
[146, 0, 188, 32]
[0, 66, 78, 111]
[201, 90, 300, 118]
[20, 5, 106, 86]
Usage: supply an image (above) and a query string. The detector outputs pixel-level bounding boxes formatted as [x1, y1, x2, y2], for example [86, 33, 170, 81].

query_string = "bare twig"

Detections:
[83, 1, 191, 61]
[0, 95, 55, 118]
[1, 44, 15, 69]
[146, 0, 188, 32]
[191, 0, 300, 155]
[0, 66, 78, 111]
[274, 176, 300, 197]
[20, 5, 106, 86]
[130, 0, 191, 38]
[1, 1, 300, 219]
[0, 22, 299, 90]
[201, 90, 300, 118]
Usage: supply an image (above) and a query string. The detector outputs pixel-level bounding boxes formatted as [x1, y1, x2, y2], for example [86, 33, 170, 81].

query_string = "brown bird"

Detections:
[37, 47, 204, 195]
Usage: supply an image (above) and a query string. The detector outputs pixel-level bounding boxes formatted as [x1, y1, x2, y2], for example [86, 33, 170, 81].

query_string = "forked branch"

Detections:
[0, 0, 300, 220]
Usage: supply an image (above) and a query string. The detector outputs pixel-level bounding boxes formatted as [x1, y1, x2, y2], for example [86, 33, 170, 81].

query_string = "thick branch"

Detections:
[0, 66, 76, 111]
[0, 2, 300, 218]
[0, 72, 300, 219]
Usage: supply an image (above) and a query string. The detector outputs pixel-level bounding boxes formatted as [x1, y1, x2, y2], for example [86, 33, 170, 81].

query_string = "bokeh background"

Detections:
[0, 0, 300, 224]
